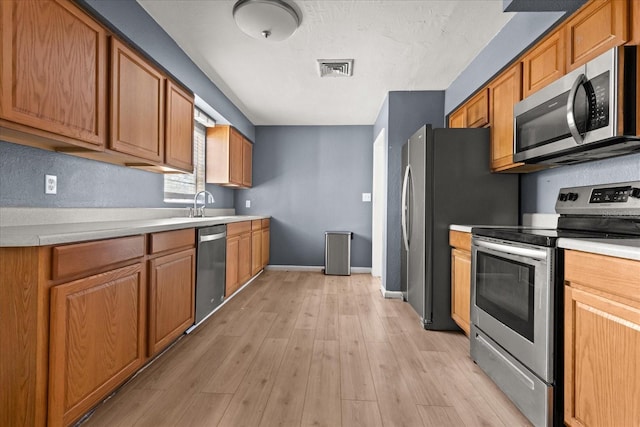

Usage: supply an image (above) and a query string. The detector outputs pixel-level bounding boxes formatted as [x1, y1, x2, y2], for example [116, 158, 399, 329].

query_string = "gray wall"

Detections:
[235, 126, 374, 268]
[521, 153, 640, 213]
[384, 91, 445, 291]
[0, 141, 234, 208]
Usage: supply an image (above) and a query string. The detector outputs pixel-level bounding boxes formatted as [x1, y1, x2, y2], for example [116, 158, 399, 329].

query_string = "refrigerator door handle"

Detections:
[401, 164, 411, 252]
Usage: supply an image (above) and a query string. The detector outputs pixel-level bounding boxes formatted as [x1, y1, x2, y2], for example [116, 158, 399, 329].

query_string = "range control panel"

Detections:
[555, 181, 640, 216]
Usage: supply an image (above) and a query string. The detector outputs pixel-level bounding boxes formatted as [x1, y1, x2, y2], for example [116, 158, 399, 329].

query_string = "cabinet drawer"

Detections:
[261, 218, 270, 229]
[252, 220, 262, 231]
[149, 228, 195, 254]
[227, 221, 251, 236]
[52, 235, 145, 280]
[565, 250, 640, 302]
[449, 230, 471, 252]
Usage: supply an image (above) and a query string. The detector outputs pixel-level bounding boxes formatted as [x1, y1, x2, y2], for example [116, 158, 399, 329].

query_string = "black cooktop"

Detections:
[471, 226, 636, 247]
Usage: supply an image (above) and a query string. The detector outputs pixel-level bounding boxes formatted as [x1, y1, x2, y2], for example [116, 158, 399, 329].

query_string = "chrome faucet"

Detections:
[192, 190, 215, 217]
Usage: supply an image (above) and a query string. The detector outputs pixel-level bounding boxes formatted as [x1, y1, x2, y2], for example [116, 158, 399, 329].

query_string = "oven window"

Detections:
[476, 252, 535, 342]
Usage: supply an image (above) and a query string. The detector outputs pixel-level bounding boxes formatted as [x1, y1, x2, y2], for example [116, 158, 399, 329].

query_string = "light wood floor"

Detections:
[83, 271, 532, 427]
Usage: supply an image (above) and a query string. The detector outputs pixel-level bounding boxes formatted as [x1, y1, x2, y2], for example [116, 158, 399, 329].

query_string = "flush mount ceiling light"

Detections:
[233, 0, 301, 42]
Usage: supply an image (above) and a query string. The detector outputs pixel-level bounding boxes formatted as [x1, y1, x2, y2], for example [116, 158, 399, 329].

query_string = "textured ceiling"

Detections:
[138, 0, 514, 125]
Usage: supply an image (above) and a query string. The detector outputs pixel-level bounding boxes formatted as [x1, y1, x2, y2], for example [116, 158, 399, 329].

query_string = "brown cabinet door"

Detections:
[226, 235, 240, 297]
[251, 230, 262, 276]
[229, 128, 244, 185]
[465, 89, 490, 128]
[243, 138, 253, 188]
[165, 80, 194, 172]
[0, 0, 106, 147]
[450, 248, 471, 336]
[564, 286, 640, 427]
[261, 227, 270, 268]
[565, 0, 629, 71]
[489, 63, 523, 172]
[110, 38, 164, 162]
[630, 0, 640, 44]
[448, 108, 465, 128]
[238, 232, 252, 285]
[148, 248, 195, 357]
[522, 31, 566, 97]
[48, 263, 145, 427]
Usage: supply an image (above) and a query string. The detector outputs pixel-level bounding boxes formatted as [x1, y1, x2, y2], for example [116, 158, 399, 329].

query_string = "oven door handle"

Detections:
[474, 239, 547, 260]
[566, 73, 587, 145]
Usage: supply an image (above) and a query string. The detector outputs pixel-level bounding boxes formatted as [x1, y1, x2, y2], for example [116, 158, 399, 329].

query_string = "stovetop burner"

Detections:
[472, 181, 640, 247]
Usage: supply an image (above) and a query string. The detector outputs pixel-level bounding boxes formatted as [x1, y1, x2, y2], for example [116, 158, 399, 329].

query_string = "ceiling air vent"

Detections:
[318, 59, 353, 77]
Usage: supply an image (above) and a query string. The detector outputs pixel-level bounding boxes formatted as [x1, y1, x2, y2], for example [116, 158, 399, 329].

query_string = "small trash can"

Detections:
[324, 231, 353, 276]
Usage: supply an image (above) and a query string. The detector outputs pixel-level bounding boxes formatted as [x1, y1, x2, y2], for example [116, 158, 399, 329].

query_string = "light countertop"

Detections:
[0, 215, 269, 247]
[558, 238, 640, 261]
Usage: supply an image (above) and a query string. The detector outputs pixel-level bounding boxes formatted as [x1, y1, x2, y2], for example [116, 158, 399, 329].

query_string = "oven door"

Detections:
[471, 236, 554, 382]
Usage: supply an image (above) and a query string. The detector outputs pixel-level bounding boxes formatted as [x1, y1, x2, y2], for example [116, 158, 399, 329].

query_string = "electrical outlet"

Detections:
[45, 175, 57, 194]
[245, 200, 251, 208]
[362, 192, 372, 202]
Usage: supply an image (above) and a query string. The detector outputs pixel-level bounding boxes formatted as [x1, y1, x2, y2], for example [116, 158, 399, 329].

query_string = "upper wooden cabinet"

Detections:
[243, 137, 253, 187]
[631, 0, 640, 44]
[0, 0, 194, 174]
[522, 31, 566, 97]
[489, 63, 523, 172]
[448, 108, 466, 128]
[206, 125, 253, 188]
[165, 81, 194, 172]
[448, 89, 489, 129]
[110, 38, 164, 163]
[0, 0, 107, 149]
[565, 0, 630, 71]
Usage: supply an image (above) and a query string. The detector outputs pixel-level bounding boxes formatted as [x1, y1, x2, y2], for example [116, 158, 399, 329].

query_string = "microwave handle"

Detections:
[566, 73, 587, 145]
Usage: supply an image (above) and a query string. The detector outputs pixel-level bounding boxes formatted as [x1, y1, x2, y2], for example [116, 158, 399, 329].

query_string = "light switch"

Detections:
[45, 175, 57, 194]
[245, 200, 251, 208]
[362, 193, 371, 202]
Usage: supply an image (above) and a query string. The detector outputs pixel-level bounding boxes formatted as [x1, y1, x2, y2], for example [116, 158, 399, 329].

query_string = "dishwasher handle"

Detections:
[200, 232, 226, 243]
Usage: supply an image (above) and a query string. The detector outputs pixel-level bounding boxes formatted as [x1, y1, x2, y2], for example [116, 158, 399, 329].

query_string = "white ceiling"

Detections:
[138, 0, 515, 126]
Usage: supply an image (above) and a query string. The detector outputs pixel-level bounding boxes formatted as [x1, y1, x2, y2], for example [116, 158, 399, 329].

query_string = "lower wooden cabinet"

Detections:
[48, 263, 146, 427]
[564, 249, 640, 427]
[238, 232, 252, 285]
[148, 248, 195, 356]
[449, 230, 471, 336]
[226, 235, 240, 296]
[261, 219, 270, 268]
[252, 228, 262, 276]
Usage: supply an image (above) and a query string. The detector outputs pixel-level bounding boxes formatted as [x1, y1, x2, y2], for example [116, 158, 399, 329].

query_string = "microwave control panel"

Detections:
[585, 71, 610, 131]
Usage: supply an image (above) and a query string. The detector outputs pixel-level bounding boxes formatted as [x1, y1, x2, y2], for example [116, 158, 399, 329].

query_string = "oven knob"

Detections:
[568, 192, 579, 201]
[559, 193, 568, 201]
[631, 188, 640, 199]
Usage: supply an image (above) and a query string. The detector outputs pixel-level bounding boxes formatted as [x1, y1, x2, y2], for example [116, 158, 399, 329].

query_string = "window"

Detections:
[163, 108, 213, 203]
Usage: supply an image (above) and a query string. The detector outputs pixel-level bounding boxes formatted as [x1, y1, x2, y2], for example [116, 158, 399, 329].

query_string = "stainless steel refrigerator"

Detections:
[401, 125, 519, 330]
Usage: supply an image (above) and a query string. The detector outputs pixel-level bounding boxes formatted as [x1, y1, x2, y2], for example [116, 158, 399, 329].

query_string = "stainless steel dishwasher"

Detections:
[193, 225, 226, 327]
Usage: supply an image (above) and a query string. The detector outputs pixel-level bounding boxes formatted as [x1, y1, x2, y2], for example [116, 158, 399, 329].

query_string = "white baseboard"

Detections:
[265, 265, 372, 274]
[380, 284, 404, 299]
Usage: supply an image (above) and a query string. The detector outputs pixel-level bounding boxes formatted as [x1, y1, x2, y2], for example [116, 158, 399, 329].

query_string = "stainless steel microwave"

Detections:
[513, 46, 639, 166]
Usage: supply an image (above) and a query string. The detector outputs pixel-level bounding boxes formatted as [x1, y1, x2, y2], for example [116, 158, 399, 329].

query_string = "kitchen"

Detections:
[1, 1, 639, 426]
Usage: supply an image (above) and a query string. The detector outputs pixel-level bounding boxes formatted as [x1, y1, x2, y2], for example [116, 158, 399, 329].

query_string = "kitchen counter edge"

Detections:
[0, 215, 270, 247]
[558, 238, 640, 261]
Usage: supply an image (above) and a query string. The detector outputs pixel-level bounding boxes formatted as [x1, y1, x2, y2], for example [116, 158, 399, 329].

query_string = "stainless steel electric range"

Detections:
[470, 181, 640, 427]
